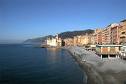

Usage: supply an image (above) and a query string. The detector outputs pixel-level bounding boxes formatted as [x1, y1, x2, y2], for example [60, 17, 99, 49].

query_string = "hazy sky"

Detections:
[0, 0, 126, 43]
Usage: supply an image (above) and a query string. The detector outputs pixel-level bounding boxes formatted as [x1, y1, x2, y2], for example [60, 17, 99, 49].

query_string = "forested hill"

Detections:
[23, 29, 94, 44]
[59, 29, 94, 39]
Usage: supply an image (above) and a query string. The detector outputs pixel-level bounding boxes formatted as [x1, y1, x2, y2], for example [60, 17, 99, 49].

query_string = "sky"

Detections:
[0, 0, 126, 43]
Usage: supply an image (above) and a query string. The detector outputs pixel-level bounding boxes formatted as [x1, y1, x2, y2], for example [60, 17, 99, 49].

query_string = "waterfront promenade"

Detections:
[65, 46, 126, 84]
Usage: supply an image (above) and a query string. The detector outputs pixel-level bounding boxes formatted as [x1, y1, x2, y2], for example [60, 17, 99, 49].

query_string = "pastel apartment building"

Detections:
[64, 38, 74, 46]
[110, 23, 121, 44]
[119, 20, 126, 44]
[94, 29, 103, 44]
[63, 34, 93, 46]
[94, 21, 125, 45]
[102, 27, 111, 44]
[46, 19, 126, 47]
[73, 34, 92, 46]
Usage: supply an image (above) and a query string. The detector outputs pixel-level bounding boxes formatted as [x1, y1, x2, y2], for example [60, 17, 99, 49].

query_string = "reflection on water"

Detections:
[46, 48, 60, 63]
[0, 44, 85, 84]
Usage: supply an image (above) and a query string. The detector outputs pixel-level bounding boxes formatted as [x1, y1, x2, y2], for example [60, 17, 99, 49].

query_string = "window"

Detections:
[122, 32, 125, 34]
[120, 36, 125, 39]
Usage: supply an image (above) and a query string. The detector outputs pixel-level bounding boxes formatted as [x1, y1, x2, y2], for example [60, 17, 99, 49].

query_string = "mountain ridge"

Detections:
[23, 29, 94, 45]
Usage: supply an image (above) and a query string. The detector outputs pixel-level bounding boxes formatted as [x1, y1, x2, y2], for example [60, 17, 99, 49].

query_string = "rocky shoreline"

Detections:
[63, 46, 126, 84]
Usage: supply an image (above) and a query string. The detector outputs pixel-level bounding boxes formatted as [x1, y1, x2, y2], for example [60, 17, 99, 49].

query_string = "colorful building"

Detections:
[73, 34, 92, 46]
[110, 23, 121, 44]
[94, 23, 123, 45]
[90, 34, 96, 45]
[96, 45, 122, 59]
[46, 19, 126, 47]
[64, 38, 74, 46]
[102, 27, 111, 44]
[119, 21, 126, 44]
[94, 29, 103, 44]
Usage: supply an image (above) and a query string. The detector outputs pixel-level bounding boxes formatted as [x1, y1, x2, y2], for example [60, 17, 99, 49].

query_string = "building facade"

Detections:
[119, 21, 126, 44]
[94, 23, 123, 45]
[102, 27, 111, 44]
[73, 34, 92, 46]
[110, 23, 121, 44]
[46, 34, 63, 47]
[94, 29, 103, 44]
[46, 38, 57, 47]
[64, 38, 74, 46]
[46, 19, 126, 47]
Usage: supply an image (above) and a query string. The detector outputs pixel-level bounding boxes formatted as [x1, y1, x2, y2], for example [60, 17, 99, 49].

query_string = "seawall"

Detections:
[64, 47, 103, 84]
[63, 46, 126, 84]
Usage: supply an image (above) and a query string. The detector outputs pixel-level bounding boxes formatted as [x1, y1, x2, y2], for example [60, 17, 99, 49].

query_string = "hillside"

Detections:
[23, 29, 94, 45]
[59, 29, 94, 39]
[23, 35, 54, 44]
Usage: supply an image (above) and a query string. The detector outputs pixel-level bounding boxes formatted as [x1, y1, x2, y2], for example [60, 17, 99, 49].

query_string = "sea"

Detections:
[0, 44, 86, 84]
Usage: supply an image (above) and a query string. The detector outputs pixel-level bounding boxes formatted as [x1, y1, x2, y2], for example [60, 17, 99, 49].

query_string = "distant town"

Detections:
[45, 19, 126, 60]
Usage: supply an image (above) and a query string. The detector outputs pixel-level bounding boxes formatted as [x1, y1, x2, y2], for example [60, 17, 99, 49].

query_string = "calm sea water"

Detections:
[0, 44, 86, 84]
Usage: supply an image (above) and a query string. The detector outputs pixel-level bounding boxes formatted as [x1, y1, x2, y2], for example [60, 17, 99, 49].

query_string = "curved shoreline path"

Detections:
[65, 46, 126, 84]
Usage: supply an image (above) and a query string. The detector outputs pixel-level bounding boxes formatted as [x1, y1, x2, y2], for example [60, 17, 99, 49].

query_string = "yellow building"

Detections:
[73, 34, 92, 46]
[64, 38, 74, 46]
[90, 34, 96, 45]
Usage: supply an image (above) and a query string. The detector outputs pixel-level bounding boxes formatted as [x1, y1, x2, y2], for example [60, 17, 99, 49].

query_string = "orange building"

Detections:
[110, 23, 121, 44]
[95, 23, 122, 45]
[102, 27, 111, 44]
[94, 29, 103, 44]
[119, 20, 126, 44]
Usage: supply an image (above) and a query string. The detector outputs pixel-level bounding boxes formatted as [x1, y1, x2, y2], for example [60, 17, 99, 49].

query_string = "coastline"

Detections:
[63, 46, 126, 84]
